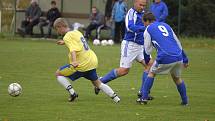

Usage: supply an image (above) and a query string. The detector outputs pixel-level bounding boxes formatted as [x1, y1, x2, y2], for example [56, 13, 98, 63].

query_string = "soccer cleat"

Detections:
[137, 91, 154, 100]
[147, 95, 154, 100]
[94, 87, 100, 95]
[181, 102, 188, 106]
[68, 93, 78, 102]
[137, 91, 142, 98]
[111, 93, 120, 103]
[136, 98, 148, 105]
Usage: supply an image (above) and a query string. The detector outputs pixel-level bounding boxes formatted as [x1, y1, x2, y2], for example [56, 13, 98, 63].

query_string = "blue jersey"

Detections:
[124, 8, 145, 45]
[144, 22, 188, 64]
[112, 1, 127, 22]
[150, 1, 168, 22]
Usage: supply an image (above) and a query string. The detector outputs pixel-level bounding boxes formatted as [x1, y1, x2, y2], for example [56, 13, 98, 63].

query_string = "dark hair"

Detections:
[51, 0, 56, 5]
[142, 12, 156, 22]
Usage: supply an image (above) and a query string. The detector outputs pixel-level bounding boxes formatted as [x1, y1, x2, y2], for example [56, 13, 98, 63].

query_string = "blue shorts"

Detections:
[59, 64, 98, 81]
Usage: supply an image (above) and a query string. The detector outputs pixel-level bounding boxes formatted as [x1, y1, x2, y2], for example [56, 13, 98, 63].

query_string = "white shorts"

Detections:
[120, 40, 144, 68]
[150, 61, 183, 77]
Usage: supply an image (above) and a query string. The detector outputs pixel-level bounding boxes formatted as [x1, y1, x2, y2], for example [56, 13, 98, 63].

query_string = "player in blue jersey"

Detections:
[95, 0, 154, 100]
[137, 12, 189, 105]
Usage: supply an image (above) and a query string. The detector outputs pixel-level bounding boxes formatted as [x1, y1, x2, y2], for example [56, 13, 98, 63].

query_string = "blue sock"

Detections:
[141, 77, 154, 99]
[140, 71, 148, 92]
[176, 81, 188, 104]
[100, 69, 118, 84]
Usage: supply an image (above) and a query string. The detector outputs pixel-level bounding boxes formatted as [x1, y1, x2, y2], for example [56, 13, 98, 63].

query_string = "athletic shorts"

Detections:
[59, 64, 98, 81]
[150, 61, 183, 77]
[120, 40, 145, 68]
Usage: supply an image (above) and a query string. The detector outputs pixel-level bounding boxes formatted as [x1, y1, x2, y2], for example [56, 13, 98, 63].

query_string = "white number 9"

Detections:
[158, 25, 169, 37]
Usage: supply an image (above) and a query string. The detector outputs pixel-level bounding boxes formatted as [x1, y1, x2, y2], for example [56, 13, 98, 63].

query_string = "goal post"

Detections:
[0, 10, 1, 32]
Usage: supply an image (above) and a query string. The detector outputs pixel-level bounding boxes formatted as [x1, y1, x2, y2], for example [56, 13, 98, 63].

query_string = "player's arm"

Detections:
[56, 40, 65, 45]
[144, 28, 153, 64]
[144, 28, 153, 55]
[70, 51, 79, 68]
[172, 29, 189, 68]
[125, 11, 145, 33]
[182, 50, 189, 68]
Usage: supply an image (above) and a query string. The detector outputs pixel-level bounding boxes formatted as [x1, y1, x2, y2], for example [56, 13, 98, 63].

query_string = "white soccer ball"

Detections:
[107, 39, 114, 46]
[93, 39, 100, 45]
[8, 83, 22, 97]
[101, 40, 108, 46]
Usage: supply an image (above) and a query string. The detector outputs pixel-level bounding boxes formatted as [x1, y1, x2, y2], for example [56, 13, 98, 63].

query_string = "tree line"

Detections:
[164, 0, 215, 37]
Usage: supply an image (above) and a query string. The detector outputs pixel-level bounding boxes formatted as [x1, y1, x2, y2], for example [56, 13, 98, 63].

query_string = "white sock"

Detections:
[99, 83, 120, 103]
[57, 76, 75, 95]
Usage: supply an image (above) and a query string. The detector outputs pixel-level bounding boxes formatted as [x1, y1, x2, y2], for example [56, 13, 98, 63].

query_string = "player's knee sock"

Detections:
[99, 83, 114, 97]
[141, 77, 154, 99]
[57, 76, 75, 95]
[176, 81, 188, 104]
[100, 69, 118, 84]
[140, 71, 148, 92]
[99, 83, 120, 102]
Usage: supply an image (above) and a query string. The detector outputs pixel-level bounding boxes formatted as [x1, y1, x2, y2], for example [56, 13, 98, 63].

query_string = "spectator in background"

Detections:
[17, 0, 41, 37]
[150, 0, 168, 22]
[104, 0, 116, 39]
[105, 0, 116, 21]
[38, 0, 61, 38]
[84, 7, 105, 41]
[111, 0, 127, 43]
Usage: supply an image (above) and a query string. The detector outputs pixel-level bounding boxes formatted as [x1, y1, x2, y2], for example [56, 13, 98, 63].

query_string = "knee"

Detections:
[143, 59, 154, 71]
[92, 80, 101, 88]
[55, 70, 62, 77]
[172, 75, 182, 85]
[117, 68, 129, 76]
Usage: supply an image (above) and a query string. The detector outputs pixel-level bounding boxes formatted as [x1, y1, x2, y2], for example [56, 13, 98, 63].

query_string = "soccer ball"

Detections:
[93, 39, 100, 45]
[8, 83, 22, 97]
[101, 40, 108, 46]
[107, 39, 114, 46]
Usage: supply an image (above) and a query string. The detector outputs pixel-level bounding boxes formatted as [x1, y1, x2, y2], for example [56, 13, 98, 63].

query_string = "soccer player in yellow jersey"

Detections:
[53, 18, 120, 103]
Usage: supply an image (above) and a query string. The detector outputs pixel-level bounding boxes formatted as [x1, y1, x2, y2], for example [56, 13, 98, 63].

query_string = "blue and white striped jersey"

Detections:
[144, 21, 188, 64]
[124, 8, 145, 45]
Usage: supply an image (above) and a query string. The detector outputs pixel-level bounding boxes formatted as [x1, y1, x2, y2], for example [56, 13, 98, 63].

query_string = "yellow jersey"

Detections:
[63, 30, 98, 72]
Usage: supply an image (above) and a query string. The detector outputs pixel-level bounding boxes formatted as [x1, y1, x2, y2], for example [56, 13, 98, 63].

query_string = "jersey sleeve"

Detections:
[125, 10, 145, 33]
[144, 28, 154, 55]
[171, 29, 189, 63]
[172, 29, 182, 49]
[63, 33, 81, 52]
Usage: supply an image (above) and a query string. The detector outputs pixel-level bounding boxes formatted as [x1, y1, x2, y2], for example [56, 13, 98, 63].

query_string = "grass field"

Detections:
[0, 35, 215, 121]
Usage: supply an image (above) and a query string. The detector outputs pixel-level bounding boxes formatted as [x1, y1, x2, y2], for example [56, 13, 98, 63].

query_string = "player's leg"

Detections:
[138, 61, 170, 104]
[100, 67, 130, 84]
[100, 40, 135, 84]
[137, 49, 154, 100]
[170, 62, 188, 105]
[137, 71, 156, 104]
[84, 69, 120, 103]
[93, 80, 120, 103]
[56, 64, 80, 102]
[95, 67, 129, 95]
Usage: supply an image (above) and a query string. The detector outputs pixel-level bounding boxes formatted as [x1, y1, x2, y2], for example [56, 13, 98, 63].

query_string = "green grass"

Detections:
[0, 36, 215, 121]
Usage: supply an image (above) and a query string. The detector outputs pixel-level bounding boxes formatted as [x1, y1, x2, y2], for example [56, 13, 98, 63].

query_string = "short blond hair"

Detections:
[53, 18, 69, 29]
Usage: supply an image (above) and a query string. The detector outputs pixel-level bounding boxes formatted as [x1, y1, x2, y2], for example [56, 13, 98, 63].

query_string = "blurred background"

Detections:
[0, 0, 214, 37]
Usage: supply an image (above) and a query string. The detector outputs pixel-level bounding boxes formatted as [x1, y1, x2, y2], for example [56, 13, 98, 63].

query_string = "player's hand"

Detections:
[56, 40, 65, 45]
[71, 62, 79, 68]
[183, 63, 189, 68]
